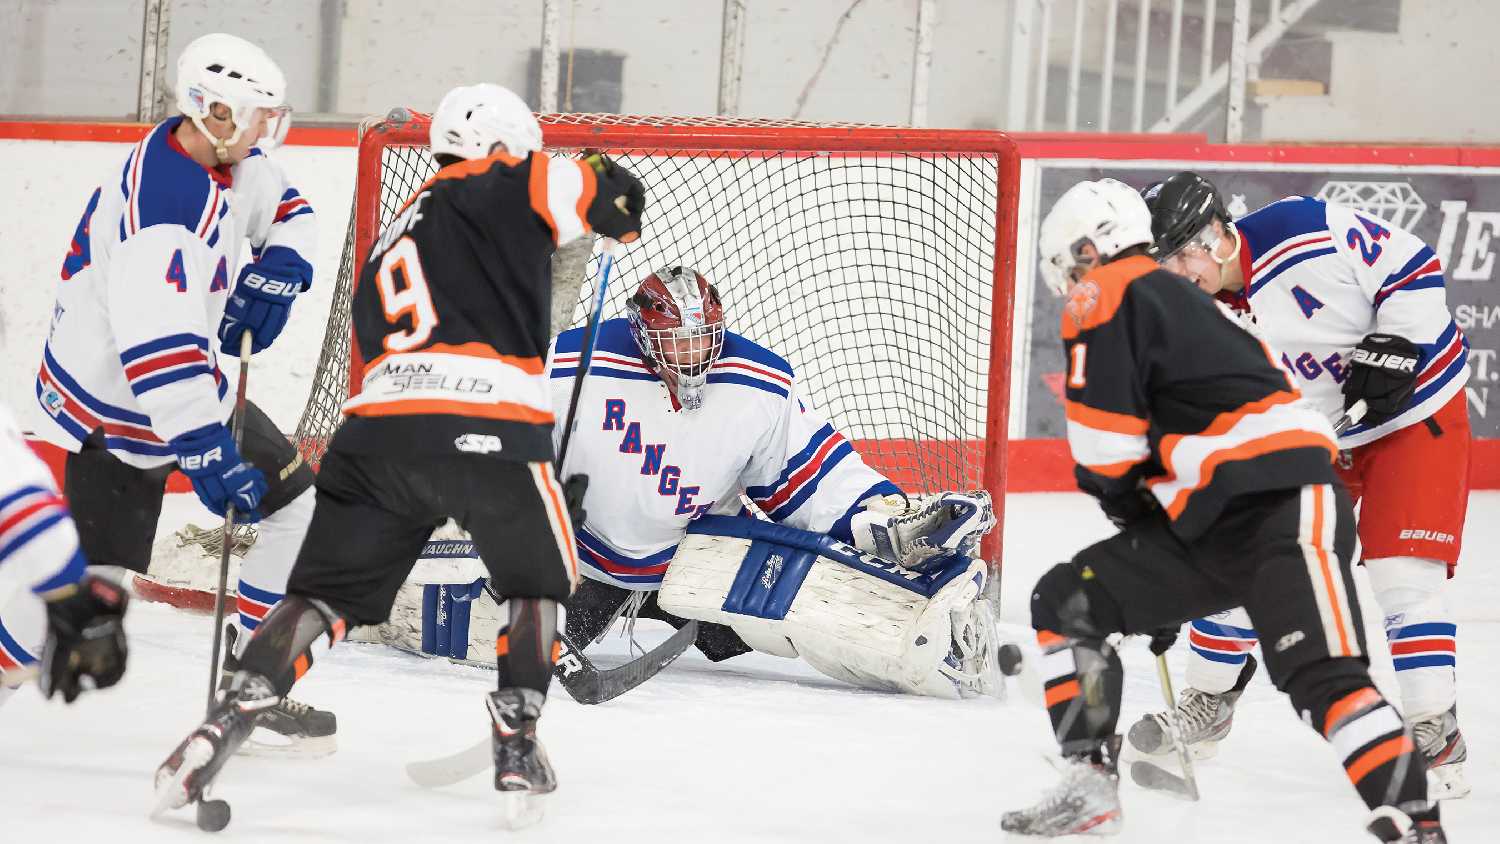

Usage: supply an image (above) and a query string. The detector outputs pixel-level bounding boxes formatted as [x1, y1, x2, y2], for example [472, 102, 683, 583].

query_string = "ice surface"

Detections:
[1, 492, 1493, 842]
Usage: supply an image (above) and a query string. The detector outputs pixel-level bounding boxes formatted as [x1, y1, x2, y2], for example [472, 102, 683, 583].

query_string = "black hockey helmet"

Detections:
[1141, 171, 1232, 258]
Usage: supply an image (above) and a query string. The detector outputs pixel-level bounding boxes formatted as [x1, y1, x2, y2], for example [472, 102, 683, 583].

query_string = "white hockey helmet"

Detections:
[175, 33, 290, 159]
[429, 84, 543, 162]
[1037, 178, 1154, 296]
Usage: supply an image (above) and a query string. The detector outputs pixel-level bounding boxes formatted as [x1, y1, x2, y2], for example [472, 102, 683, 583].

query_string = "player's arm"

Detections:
[0, 407, 127, 702]
[106, 227, 266, 518]
[1331, 205, 1455, 425]
[526, 151, 645, 248]
[220, 152, 316, 355]
[1061, 281, 1158, 526]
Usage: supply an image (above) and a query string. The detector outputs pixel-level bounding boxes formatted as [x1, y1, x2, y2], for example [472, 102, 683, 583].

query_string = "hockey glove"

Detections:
[219, 246, 312, 356]
[581, 150, 646, 244]
[40, 574, 129, 704]
[1341, 333, 1422, 427]
[1097, 488, 1160, 529]
[563, 474, 588, 526]
[1146, 625, 1180, 656]
[170, 424, 267, 521]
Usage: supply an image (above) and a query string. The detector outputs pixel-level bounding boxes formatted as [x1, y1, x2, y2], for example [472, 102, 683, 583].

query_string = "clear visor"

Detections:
[252, 104, 293, 148]
[1161, 224, 1221, 265]
[645, 322, 725, 379]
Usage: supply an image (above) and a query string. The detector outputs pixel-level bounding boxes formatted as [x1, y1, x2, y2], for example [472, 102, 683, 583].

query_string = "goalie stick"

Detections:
[405, 617, 698, 789]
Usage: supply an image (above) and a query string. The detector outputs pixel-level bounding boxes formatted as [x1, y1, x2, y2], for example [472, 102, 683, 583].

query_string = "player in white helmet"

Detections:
[155, 82, 645, 830]
[1130, 173, 1473, 802]
[28, 32, 333, 753]
[548, 265, 1002, 699]
[1001, 179, 1442, 842]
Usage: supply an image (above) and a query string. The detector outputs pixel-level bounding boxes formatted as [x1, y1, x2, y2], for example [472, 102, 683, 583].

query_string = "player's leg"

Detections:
[566, 555, 752, 661]
[1353, 392, 1470, 798]
[1239, 483, 1441, 841]
[450, 459, 577, 811]
[1128, 604, 1261, 757]
[61, 429, 173, 572]
[155, 447, 435, 810]
[1003, 517, 1230, 836]
[220, 401, 332, 753]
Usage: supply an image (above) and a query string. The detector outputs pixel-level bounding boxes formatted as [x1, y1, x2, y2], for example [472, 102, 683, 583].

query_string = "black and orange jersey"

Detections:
[336, 149, 603, 461]
[1061, 254, 1339, 539]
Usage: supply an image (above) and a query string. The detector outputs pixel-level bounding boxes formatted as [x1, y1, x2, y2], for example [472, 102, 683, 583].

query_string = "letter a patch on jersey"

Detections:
[1290, 284, 1324, 319]
[165, 249, 188, 293]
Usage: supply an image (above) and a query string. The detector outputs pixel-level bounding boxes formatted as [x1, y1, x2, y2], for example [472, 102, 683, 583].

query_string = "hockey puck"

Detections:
[997, 643, 1023, 676]
[196, 799, 231, 832]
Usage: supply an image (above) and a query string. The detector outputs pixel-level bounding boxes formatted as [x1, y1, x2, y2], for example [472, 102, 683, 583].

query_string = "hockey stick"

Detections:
[1129, 653, 1201, 801]
[193, 329, 254, 832]
[555, 238, 619, 471]
[404, 617, 699, 789]
[477, 578, 698, 705]
[1332, 398, 1367, 436]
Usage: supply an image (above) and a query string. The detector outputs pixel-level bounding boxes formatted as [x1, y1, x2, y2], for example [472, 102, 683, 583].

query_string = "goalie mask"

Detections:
[626, 267, 725, 412]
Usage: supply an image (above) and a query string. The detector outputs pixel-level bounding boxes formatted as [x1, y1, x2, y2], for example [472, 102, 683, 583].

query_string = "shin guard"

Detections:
[236, 595, 348, 697]
[496, 598, 559, 696]
[1038, 630, 1124, 757]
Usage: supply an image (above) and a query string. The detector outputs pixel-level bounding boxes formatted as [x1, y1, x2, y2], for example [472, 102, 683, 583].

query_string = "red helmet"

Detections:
[626, 266, 725, 410]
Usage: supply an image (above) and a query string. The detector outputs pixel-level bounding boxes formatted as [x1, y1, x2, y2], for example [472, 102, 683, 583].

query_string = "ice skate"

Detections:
[1128, 654, 1256, 759]
[221, 625, 337, 757]
[1412, 705, 1468, 800]
[152, 672, 279, 816]
[1365, 805, 1447, 843]
[940, 597, 1004, 698]
[488, 687, 555, 830]
[1001, 736, 1122, 836]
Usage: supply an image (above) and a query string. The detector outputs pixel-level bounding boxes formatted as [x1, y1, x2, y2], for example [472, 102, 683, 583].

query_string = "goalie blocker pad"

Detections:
[657, 515, 986, 699]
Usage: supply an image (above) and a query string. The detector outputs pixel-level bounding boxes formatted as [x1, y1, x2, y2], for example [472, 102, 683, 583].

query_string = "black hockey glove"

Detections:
[581, 150, 645, 244]
[1097, 488, 1160, 529]
[1146, 625, 1180, 656]
[1342, 333, 1422, 427]
[562, 474, 589, 526]
[39, 574, 129, 704]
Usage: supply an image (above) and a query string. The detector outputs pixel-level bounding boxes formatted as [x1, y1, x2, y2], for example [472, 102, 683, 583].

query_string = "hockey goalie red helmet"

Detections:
[626, 266, 725, 410]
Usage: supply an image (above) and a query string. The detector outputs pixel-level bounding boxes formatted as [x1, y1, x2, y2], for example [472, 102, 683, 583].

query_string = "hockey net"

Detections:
[139, 111, 1021, 652]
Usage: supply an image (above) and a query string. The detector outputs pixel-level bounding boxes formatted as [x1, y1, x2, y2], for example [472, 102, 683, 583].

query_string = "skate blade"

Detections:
[1427, 765, 1471, 800]
[151, 737, 213, 818]
[497, 790, 547, 830]
[999, 808, 1122, 836]
[236, 729, 337, 759]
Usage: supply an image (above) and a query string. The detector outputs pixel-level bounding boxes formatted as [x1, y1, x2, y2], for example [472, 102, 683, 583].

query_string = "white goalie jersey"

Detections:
[31, 117, 315, 468]
[546, 319, 901, 590]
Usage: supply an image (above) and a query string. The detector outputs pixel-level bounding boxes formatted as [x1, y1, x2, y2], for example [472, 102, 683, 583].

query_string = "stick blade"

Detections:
[557, 620, 698, 705]
[1130, 760, 1200, 801]
[405, 739, 492, 789]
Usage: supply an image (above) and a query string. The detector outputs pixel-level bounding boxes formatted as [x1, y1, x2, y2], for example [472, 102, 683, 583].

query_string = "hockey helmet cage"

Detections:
[626, 266, 726, 411]
[429, 83, 543, 163]
[175, 33, 290, 159]
[1037, 178, 1154, 297]
[1143, 171, 1234, 259]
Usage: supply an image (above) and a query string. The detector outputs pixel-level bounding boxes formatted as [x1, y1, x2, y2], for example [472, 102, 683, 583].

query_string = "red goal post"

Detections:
[297, 110, 1021, 570]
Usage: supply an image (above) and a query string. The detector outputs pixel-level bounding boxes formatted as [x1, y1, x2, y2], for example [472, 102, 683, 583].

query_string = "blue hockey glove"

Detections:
[170, 424, 267, 521]
[218, 246, 311, 356]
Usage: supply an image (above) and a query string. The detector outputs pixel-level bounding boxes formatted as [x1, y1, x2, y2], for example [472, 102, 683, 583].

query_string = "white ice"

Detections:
[1, 492, 1494, 843]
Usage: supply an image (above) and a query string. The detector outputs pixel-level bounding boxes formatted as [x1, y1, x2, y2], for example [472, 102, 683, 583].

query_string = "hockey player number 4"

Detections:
[375, 236, 439, 352]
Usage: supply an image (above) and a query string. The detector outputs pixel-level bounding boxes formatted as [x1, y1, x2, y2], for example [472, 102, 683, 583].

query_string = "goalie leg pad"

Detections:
[658, 515, 987, 698]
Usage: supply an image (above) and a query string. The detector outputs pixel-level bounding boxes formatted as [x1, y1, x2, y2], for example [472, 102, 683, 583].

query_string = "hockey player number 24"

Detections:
[375, 236, 439, 352]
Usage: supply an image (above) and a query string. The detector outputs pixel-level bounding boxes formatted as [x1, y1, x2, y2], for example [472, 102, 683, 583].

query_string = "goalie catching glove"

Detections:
[848, 490, 996, 568]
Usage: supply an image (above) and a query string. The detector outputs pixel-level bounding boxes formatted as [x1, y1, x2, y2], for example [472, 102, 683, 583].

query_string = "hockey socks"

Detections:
[235, 595, 348, 697]
[1319, 686, 1430, 813]
[496, 598, 560, 697]
[1037, 629, 1123, 757]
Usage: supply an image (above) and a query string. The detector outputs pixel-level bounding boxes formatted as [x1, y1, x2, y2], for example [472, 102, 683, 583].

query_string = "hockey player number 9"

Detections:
[375, 236, 439, 352]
